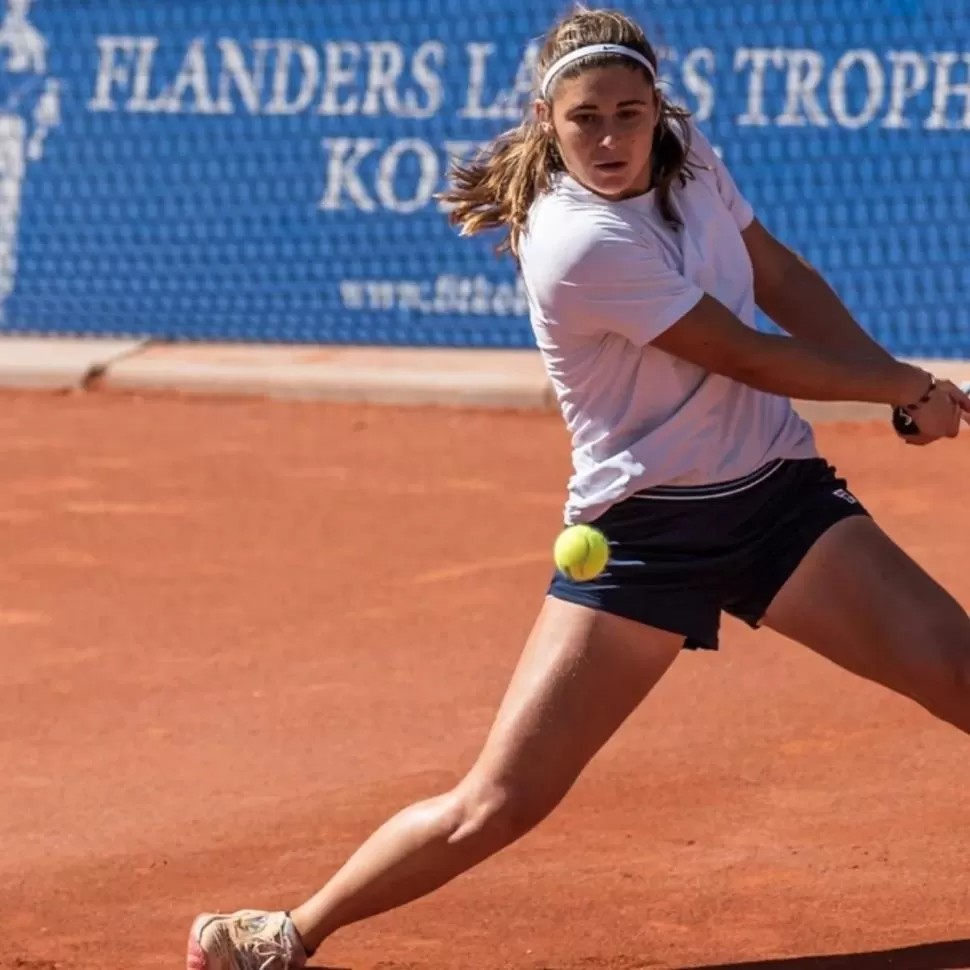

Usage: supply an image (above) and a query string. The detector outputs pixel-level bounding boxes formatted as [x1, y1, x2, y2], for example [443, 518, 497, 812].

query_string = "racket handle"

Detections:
[894, 381, 970, 437]
[892, 406, 921, 436]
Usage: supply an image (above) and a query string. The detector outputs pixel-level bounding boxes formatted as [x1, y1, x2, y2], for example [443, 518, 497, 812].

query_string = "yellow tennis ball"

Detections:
[553, 525, 610, 582]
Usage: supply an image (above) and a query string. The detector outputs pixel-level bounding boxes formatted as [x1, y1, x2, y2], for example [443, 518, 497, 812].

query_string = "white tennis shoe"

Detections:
[186, 909, 307, 970]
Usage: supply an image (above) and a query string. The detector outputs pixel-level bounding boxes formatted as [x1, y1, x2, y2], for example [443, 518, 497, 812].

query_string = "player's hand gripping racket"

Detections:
[892, 376, 970, 442]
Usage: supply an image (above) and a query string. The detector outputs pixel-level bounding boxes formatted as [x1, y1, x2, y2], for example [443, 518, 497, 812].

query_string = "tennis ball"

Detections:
[553, 525, 610, 582]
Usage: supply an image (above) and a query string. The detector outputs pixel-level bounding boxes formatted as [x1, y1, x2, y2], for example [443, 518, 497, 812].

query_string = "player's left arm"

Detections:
[742, 219, 895, 362]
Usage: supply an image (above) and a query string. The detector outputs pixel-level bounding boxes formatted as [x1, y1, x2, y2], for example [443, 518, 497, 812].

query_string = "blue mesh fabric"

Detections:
[0, 0, 966, 352]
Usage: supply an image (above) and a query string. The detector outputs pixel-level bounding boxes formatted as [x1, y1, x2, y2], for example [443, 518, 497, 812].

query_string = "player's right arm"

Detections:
[651, 296, 970, 441]
[651, 292, 929, 408]
[526, 211, 968, 432]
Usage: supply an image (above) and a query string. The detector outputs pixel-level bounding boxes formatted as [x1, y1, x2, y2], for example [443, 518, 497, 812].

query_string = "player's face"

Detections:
[540, 65, 660, 201]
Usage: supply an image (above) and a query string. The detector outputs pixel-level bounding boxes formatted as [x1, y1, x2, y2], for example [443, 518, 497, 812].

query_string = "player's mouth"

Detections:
[592, 160, 629, 174]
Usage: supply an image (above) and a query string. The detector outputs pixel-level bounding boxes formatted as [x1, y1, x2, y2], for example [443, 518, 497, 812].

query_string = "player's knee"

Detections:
[910, 610, 970, 711]
[448, 776, 562, 850]
[932, 636, 970, 707]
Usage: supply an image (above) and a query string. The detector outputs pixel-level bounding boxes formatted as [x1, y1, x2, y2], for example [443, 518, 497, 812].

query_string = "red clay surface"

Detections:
[3, 390, 970, 970]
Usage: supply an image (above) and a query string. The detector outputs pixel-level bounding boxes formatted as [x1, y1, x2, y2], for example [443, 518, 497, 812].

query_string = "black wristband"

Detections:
[893, 373, 938, 438]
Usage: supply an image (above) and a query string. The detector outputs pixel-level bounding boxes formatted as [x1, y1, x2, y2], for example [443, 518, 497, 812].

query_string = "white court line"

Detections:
[403, 551, 550, 586]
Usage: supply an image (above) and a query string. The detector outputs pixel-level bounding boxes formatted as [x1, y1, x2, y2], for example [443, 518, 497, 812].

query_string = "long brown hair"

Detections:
[440, 6, 696, 259]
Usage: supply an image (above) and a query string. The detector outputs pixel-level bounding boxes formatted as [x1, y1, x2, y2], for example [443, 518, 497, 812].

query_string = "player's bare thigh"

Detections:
[761, 515, 970, 725]
[457, 597, 684, 836]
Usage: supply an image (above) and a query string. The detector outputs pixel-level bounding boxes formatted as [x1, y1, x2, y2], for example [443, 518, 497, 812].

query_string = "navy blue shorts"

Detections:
[548, 457, 870, 650]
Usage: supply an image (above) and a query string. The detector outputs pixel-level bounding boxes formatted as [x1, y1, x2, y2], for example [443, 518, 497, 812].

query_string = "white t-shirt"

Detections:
[519, 122, 817, 524]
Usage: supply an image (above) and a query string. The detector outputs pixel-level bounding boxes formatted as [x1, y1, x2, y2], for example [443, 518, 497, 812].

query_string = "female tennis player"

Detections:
[187, 7, 970, 969]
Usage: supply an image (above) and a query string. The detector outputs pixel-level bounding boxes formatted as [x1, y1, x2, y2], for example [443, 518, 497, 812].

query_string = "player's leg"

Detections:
[187, 597, 686, 969]
[291, 598, 683, 947]
[760, 514, 970, 732]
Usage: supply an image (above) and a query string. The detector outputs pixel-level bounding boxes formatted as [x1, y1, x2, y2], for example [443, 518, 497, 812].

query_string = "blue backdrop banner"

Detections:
[0, 0, 968, 354]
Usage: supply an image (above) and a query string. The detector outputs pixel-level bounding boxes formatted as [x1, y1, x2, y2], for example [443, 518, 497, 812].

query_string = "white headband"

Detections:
[540, 43, 656, 99]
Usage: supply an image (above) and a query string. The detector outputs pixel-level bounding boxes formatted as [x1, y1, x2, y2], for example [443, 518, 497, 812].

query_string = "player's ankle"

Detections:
[287, 908, 320, 958]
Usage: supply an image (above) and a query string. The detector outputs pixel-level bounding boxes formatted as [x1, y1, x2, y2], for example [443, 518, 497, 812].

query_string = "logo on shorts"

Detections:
[833, 488, 858, 505]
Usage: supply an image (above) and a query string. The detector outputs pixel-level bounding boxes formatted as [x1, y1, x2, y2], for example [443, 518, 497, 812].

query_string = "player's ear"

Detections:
[534, 99, 556, 144]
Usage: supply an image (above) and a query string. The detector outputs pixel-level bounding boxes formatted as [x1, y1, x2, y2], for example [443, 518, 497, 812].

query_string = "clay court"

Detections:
[4, 390, 970, 970]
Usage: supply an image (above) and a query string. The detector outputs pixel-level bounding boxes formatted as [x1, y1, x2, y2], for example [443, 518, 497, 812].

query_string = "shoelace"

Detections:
[248, 926, 295, 970]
